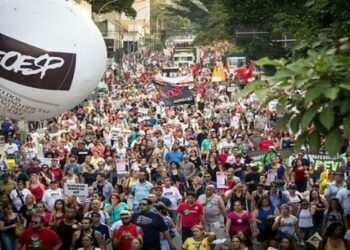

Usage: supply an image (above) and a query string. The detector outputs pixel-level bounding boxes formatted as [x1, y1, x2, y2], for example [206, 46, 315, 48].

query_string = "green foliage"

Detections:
[234, 0, 350, 155]
[251, 37, 350, 154]
[90, 0, 136, 17]
[165, 0, 231, 45]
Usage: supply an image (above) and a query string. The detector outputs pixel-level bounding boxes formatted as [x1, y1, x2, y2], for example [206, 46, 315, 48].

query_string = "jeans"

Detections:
[1, 232, 17, 250]
[160, 239, 170, 250]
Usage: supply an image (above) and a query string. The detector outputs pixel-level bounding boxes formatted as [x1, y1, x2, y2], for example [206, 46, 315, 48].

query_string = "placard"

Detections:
[116, 159, 128, 174]
[109, 127, 132, 141]
[216, 172, 228, 189]
[64, 183, 88, 201]
[38, 157, 58, 167]
[138, 107, 149, 115]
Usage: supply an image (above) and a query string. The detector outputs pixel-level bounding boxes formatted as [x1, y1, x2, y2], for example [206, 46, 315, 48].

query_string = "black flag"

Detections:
[153, 80, 194, 106]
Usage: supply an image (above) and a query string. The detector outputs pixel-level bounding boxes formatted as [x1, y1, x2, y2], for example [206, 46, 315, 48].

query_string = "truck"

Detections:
[170, 38, 199, 67]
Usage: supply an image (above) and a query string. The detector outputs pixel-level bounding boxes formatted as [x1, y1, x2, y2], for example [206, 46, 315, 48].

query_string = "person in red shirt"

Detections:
[258, 136, 274, 151]
[291, 159, 310, 192]
[176, 192, 205, 242]
[49, 159, 63, 185]
[18, 214, 62, 250]
[218, 146, 230, 168]
[112, 210, 143, 250]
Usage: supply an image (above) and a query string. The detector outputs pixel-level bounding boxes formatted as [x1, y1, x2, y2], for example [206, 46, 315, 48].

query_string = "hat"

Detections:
[120, 210, 131, 218]
[268, 145, 275, 150]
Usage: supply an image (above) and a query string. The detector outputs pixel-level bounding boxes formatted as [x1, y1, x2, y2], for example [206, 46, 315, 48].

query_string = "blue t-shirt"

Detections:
[165, 151, 183, 165]
[109, 202, 128, 224]
[131, 181, 153, 205]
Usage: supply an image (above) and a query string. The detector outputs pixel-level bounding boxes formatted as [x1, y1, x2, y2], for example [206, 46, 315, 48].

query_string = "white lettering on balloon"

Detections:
[0, 50, 64, 79]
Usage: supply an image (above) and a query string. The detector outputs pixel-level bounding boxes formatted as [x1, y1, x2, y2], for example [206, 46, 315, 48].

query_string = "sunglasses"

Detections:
[32, 221, 40, 224]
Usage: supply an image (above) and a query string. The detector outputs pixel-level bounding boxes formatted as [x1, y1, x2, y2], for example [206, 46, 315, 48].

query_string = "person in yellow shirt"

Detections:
[320, 170, 336, 194]
[319, 164, 329, 184]
[182, 224, 216, 250]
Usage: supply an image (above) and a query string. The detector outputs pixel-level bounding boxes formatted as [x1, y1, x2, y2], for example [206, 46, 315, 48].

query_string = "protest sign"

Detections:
[216, 172, 228, 189]
[138, 107, 149, 115]
[109, 127, 132, 141]
[116, 159, 128, 174]
[64, 183, 88, 201]
[38, 157, 58, 167]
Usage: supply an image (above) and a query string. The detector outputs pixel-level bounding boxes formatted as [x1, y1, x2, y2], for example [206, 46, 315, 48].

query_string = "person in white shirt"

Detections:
[162, 177, 182, 219]
[4, 137, 19, 157]
[10, 181, 32, 211]
[336, 178, 350, 223]
[42, 180, 64, 211]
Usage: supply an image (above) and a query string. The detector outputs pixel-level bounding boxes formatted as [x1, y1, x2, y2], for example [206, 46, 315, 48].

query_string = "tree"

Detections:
[90, 0, 136, 18]
[165, 0, 231, 45]
[221, 0, 306, 58]
[238, 0, 350, 155]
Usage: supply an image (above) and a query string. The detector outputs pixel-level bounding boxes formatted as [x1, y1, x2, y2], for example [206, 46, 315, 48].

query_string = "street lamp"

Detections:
[97, 0, 119, 15]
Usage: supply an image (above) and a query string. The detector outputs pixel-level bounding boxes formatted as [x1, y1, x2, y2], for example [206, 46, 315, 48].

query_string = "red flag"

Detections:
[234, 67, 246, 76]
[243, 63, 254, 81]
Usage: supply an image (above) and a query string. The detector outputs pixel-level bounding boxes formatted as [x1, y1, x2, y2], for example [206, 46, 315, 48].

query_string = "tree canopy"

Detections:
[238, 0, 350, 154]
[90, 0, 136, 18]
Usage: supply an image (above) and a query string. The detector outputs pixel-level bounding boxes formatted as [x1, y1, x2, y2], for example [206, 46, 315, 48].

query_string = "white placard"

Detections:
[216, 172, 228, 189]
[227, 87, 235, 92]
[116, 159, 128, 174]
[64, 183, 88, 201]
[38, 157, 58, 167]
[138, 107, 149, 115]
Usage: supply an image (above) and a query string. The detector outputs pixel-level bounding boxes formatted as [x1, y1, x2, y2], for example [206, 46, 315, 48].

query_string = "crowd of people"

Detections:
[0, 57, 350, 250]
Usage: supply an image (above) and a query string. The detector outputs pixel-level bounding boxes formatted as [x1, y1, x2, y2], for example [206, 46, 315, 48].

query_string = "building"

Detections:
[121, 0, 150, 54]
[94, 11, 126, 66]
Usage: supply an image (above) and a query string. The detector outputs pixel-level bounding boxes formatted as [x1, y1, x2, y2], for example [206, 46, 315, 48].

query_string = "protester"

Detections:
[112, 210, 143, 250]
[181, 224, 216, 250]
[18, 214, 62, 250]
[132, 198, 176, 250]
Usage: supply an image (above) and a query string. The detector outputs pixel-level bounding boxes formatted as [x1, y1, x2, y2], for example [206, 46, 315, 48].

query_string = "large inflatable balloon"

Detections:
[0, 0, 107, 120]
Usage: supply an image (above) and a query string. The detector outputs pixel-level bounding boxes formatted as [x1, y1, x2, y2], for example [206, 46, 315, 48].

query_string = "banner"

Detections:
[64, 183, 88, 201]
[155, 74, 193, 84]
[250, 149, 343, 171]
[153, 81, 194, 106]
